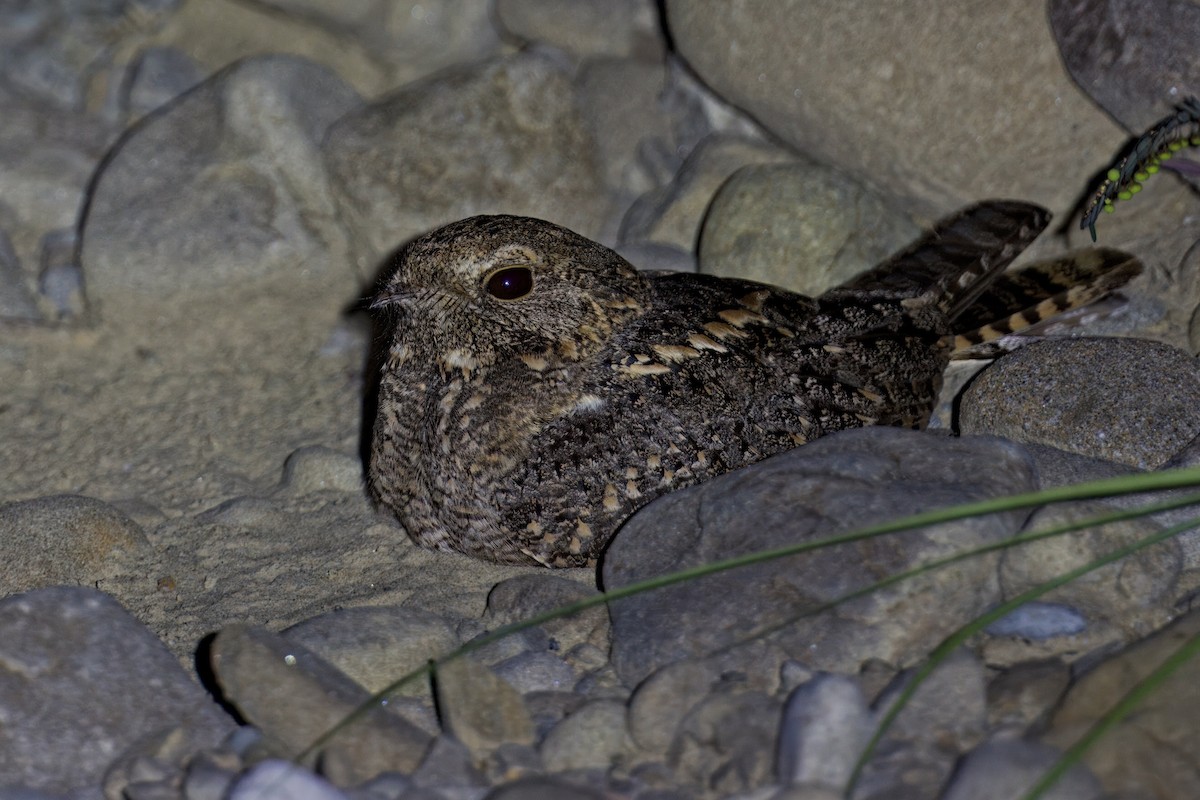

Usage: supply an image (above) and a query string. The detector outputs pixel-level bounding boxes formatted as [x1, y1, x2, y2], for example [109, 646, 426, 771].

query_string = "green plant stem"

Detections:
[295, 466, 1200, 763]
[846, 511, 1200, 796]
[1019, 630, 1200, 800]
[718, 490, 1200, 655]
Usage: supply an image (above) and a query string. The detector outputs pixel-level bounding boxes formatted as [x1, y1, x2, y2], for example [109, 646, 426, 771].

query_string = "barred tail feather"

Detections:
[833, 200, 1051, 320]
[951, 248, 1142, 359]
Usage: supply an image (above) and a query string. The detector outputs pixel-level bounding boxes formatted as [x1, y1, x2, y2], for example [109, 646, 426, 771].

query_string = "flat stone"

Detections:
[209, 624, 432, 785]
[0, 587, 233, 795]
[604, 427, 1034, 686]
[434, 656, 536, 760]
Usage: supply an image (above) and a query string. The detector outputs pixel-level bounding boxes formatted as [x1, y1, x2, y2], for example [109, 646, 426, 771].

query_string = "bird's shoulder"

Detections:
[606, 270, 827, 369]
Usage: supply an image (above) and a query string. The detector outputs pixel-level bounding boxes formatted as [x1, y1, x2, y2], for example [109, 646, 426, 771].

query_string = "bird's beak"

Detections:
[369, 291, 405, 310]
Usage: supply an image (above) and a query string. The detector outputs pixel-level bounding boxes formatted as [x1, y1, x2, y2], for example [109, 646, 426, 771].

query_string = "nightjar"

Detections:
[368, 201, 1140, 567]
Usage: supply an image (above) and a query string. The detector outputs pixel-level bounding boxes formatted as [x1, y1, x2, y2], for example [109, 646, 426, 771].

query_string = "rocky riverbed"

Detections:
[3, 1, 1200, 799]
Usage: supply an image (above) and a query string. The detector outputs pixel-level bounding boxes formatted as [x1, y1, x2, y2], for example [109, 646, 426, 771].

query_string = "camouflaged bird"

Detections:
[369, 201, 1141, 567]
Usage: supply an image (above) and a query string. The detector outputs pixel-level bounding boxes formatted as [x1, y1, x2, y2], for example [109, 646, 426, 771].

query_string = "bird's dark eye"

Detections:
[484, 266, 534, 300]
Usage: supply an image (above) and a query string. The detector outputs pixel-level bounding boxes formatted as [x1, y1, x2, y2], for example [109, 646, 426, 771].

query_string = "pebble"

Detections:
[433, 656, 536, 760]
[996, 499, 1183, 642]
[538, 699, 632, 772]
[209, 624, 431, 785]
[986, 602, 1088, 640]
[283, 604, 461, 696]
[483, 776, 606, 800]
[626, 659, 719, 754]
[180, 752, 240, 800]
[776, 674, 872, 789]
[277, 445, 367, 496]
[939, 739, 1102, 800]
[227, 760, 348, 800]
[618, 133, 793, 251]
[668, 691, 782, 797]
[411, 735, 487, 790]
[875, 649, 988, 749]
[482, 574, 610, 654]
[492, 650, 578, 694]
[960, 337, 1200, 469]
[0, 494, 147, 595]
[986, 659, 1071, 732]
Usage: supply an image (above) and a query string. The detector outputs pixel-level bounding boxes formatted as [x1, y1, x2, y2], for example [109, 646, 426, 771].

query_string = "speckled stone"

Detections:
[959, 337, 1200, 469]
[0, 494, 147, 593]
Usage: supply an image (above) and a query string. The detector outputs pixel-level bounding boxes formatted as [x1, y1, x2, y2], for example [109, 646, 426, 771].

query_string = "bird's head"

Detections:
[373, 215, 647, 369]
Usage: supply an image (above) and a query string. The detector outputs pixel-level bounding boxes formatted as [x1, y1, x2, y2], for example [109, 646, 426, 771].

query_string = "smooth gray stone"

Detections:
[81, 54, 360, 303]
[604, 427, 1034, 686]
[776, 674, 872, 788]
[0, 587, 233, 795]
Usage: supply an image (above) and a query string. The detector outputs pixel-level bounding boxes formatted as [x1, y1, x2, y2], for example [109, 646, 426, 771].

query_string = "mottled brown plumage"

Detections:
[368, 201, 1140, 567]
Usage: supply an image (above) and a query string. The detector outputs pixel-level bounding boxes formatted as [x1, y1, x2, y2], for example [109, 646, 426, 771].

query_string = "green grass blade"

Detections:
[1019, 630, 1200, 800]
[716, 490, 1200, 655]
[846, 511, 1200, 794]
[296, 466, 1200, 763]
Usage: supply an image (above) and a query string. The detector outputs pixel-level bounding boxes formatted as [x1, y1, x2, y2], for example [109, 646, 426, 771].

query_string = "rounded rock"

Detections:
[539, 698, 633, 772]
[959, 337, 1200, 469]
[699, 162, 919, 296]
[0, 494, 146, 592]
